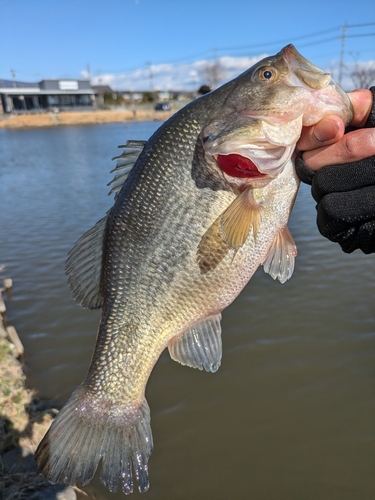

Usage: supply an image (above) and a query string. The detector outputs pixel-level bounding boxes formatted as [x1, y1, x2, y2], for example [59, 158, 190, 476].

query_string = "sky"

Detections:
[1, 0, 374, 91]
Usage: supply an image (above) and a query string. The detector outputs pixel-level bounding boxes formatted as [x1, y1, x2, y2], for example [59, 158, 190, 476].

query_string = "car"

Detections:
[154, 102, 171, 111]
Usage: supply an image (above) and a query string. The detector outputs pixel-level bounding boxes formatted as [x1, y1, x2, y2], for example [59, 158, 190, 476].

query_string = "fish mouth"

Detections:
[215, 153, 268, 179]
[281, 44, 353, 125]
[210, 141, 295, 180]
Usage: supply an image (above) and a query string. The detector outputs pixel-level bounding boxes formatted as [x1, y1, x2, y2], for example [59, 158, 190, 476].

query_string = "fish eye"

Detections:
[258, 67, 276, 81]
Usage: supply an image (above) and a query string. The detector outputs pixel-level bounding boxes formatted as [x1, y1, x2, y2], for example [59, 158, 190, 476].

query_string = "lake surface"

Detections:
[1, 122, 374, 499]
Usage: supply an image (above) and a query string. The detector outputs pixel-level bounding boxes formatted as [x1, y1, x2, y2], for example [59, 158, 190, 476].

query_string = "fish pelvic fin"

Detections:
[196, 189, 262, 274]
[262, 225, 298, 283]
[35, 387, 153, 495]
[168, 314, 222, 372]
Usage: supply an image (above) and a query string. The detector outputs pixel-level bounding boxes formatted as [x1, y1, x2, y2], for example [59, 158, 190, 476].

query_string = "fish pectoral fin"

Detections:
[168, 314, 222, 373]
[65, 216, 107, 309]
[109, 140, 146, 200]
[262, 226, 298, 284]
[196, 189, 262, 274]
[220, 188, 262, 248]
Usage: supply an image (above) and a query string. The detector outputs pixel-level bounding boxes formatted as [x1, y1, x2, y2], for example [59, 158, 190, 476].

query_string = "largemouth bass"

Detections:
[36, 45, 352, 494]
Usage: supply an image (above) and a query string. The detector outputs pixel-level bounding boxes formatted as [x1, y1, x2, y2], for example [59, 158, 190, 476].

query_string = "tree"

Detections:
[349, 56, 375, 88]
[197, 85, 211, 95]
[199, 60, 226, 90]
[142, 92, 155, 103]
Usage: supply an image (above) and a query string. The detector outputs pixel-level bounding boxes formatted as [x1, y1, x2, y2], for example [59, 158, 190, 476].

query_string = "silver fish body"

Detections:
[36, 45, 353, 494]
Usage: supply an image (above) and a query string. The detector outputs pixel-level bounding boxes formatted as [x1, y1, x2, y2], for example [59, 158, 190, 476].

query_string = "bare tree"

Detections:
[199, 60, 226, 90]
[349, 55, 375, 88]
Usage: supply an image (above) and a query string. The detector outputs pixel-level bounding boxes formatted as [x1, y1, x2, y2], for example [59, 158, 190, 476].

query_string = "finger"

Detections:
[296, 116, 345, 153]
[347, 89, 373, 127]
[296, 89, 373, 154]
[302, 127, 375, 171]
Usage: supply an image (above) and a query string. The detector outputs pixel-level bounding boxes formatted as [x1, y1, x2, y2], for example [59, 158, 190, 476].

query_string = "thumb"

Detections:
[296, 116, 345, 153]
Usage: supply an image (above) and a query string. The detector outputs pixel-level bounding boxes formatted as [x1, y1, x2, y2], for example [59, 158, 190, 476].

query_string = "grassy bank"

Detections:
[0, 279, 104, 499]
[0, 108, 175, 130]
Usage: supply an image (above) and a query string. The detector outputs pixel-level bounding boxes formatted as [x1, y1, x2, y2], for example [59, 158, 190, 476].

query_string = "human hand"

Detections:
[295, 87, 375, 254]
[296, 89, 375, 169]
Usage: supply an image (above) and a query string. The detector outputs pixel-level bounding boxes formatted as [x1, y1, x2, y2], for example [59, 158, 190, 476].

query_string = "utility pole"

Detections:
[86, 63, 91, 83]
[10, 69, 16, 87]
[213, 47, 218, 88]
[338, 24, 347, 87]
[146, 62, 153, 91]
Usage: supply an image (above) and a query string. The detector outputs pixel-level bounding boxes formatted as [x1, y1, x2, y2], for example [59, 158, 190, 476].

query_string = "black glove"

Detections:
[296, 86, 375, 254]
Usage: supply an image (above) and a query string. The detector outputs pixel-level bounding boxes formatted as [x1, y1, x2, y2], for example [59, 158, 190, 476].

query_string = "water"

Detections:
[1, 123, 374, 499]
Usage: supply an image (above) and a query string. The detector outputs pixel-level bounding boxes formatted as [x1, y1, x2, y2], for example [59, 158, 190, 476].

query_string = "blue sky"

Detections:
[1, 0, 374, 90]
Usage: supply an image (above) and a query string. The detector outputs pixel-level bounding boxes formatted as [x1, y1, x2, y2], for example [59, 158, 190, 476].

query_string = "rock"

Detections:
[3, 278, 13, 290]
[29, 485, 77, 500]
[2, 446, 36, 474]
[6, 325, 24, 358]
[0, 323, 7, 338]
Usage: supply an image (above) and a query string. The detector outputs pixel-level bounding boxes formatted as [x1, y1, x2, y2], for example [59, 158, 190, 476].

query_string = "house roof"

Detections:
[91, 85, 113, 93]
[0, 87, 95, 95]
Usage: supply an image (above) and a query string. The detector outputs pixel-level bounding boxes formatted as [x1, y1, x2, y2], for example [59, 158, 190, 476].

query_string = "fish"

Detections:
[35, 44, 353, 494]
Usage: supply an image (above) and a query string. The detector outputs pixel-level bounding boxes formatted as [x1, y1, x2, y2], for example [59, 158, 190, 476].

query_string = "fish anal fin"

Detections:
[65, 216, 107, 309]
[220, 189, 262, 248]
[168, 314, 222, 373]
[262, 226, 297, 284]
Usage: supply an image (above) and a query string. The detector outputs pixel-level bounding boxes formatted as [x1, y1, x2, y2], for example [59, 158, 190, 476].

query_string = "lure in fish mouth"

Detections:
[35, 44, 353, 495]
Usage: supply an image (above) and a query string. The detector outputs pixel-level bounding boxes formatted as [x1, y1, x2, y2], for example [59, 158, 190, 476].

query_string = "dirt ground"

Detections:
[0, 109, 174, 130]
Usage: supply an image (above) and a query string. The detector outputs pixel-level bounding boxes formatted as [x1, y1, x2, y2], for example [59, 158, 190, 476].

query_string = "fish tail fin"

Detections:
[35, 386, 153, 494]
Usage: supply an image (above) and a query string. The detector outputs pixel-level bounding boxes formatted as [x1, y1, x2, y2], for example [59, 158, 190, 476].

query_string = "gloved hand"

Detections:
[296, 86, 375, 254]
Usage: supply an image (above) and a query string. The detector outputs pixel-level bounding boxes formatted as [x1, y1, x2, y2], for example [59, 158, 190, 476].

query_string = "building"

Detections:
[91, 84, 114, 108]
[0, 79, 96, 113]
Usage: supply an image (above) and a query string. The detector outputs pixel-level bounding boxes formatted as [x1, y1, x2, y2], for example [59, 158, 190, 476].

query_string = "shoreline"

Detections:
[0, 277, 100, 499]
[0, 108, 176, 130]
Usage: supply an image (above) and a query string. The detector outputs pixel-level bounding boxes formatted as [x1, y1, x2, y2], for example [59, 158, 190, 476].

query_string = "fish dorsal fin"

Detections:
[168, 314, 222, 373]
[108, 140, 146, 199]
[220, 188, 262, 248]
[65, 216, 107, 309]
[65, 140, 145, 310]
[262, 226, 297, 284]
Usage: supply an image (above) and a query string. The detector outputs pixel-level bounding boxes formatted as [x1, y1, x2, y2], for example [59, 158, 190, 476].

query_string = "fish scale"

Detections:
[35, 44, 353, 494]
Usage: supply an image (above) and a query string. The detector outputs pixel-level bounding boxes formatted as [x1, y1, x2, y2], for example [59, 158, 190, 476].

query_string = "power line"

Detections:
[346, 32, 375, 38]
[218, 27, 338, 52]
[344, 22, 375, 28]
[90, 22, 375, 79]
[215, 22, 375, 54]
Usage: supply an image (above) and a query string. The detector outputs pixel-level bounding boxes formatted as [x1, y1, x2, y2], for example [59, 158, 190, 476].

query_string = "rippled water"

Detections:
[1, 123, 374, 499]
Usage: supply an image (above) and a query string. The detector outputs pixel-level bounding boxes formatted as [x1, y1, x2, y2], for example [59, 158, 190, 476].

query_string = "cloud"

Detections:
[85, 54, 375, 92]
[88, 55, 265, 91]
